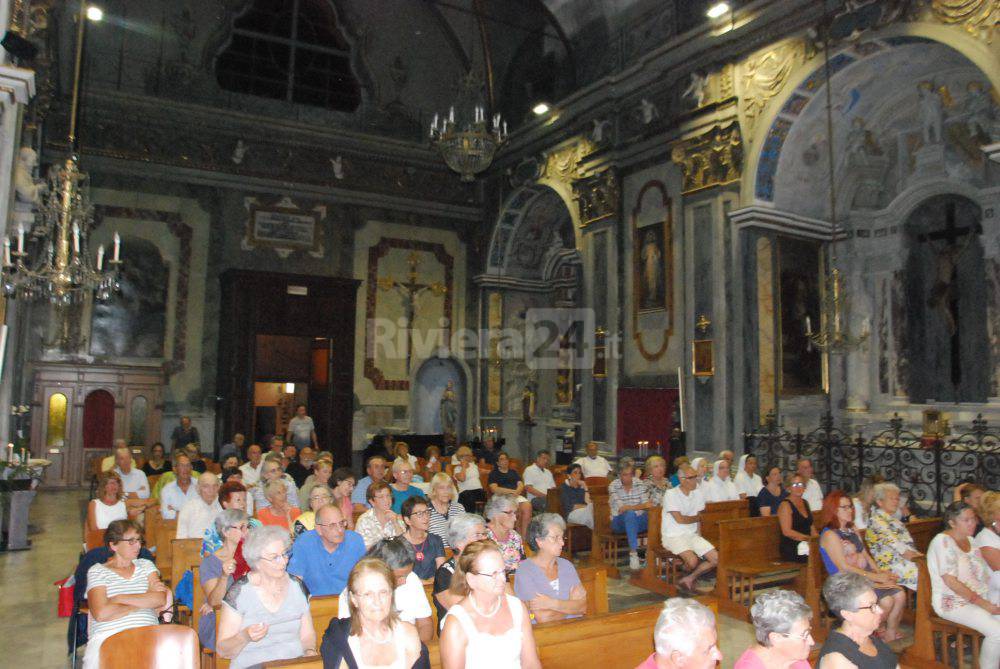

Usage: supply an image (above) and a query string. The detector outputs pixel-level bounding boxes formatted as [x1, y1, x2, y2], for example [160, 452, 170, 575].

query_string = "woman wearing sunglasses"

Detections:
[217, 525, 317, 668]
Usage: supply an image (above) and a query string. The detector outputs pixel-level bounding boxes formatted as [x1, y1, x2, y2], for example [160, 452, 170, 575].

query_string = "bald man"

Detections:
[288, 504, 366, 595]
[176, 472, 222, 539]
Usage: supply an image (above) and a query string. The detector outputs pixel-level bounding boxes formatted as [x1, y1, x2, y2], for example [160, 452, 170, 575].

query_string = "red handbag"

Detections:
[55, 575, 75, 617]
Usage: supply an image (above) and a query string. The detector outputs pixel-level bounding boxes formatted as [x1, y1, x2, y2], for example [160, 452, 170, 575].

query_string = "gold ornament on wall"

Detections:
[670, 122, 744, 195]
[541, 138, 596, 185]
[739, 40, 812, 135]
[926, 0, 999, 42]
[574, 170, 619, 227]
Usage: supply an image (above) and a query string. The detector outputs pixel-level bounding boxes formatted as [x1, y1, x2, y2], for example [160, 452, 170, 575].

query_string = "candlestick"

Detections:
[113, 232, 121, 262]
[96, 244, 104, 270]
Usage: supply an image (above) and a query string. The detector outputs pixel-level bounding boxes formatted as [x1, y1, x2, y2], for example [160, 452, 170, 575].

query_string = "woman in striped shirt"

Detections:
[428, 472, 465, 548]
[84, 519, 172, 669]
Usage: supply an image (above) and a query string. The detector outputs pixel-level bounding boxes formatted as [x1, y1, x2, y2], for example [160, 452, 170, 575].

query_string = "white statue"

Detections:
[918, 81, 946, 145]
[330, 155, 345, 180]
[845, 116, 881, 166]
[13, 147, 45, 207]
[682, 72, 709, 108]
[231, 139, 248, 165]
[591, 118, 611, 143]
[963, 81, 996, 140]
[638, 98, 659, 125]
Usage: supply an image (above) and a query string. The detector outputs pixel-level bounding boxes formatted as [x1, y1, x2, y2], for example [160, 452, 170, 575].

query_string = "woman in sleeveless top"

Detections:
[819, 491, 906, 642]
[817, 572, 897, 669]
[86, 471, 128, 539]
[440, 540, 540, 669]
[320, 557, 425, 669]
[778, 474, 818, 563]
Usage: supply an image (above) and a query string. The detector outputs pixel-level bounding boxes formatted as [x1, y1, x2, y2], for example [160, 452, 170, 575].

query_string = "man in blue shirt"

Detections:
[288, 504, 365, 595]
[350, 455, 388, 511]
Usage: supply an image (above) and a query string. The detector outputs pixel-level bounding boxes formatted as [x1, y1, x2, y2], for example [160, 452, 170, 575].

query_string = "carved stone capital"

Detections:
[573, 170, 619, 227]
[540, 138, 596, 185]
[670, 122, 744, 195]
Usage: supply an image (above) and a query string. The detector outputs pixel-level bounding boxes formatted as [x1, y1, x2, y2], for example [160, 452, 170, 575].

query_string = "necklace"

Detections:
[469, 593, 502, 618]
[408, 531, 428, 561]
[363, 626, 393, 645]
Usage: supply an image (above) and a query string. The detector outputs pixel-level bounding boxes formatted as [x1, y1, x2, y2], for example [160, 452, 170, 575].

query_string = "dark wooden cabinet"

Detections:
[217, 270, 360, 467]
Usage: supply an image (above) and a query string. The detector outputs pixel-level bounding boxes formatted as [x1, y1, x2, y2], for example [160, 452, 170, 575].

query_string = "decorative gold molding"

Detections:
[540, 138, 595, 185]
[924, 0, 999, 42]
[738, 39, 812, 136]
[670, 122, 744, 195]
[573, 170, 619, 227]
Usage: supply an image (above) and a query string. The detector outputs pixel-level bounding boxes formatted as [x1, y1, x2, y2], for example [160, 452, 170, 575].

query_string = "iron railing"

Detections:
[745, 412, 1000, 516]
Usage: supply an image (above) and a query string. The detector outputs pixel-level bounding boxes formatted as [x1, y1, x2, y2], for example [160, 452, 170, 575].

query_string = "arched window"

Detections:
[216, 0, 361, 111]
[46, 393, 67, 448]
[129, 396, 149, 448]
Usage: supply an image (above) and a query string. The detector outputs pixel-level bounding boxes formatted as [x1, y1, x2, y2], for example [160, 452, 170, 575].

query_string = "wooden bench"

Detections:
[545, 487, 590, 558]
[901, 555, 983, 669]
[85, 528, 106, 551]
[630, 500, 749, 596]
[589, 492, 647, 578]
[170, 538, 204, 591]
[714, 515, 807, 621]
[907, 516, 941, 553]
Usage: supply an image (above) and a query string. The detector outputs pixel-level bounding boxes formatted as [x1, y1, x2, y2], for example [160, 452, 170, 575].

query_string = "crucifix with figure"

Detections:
[917, 201, 982, 389]
[377, 251, 447, 374]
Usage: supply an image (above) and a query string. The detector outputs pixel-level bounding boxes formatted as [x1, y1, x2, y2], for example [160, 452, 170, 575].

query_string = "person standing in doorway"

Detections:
[171, 416, 200, 452]
[286, 404, 318, 450]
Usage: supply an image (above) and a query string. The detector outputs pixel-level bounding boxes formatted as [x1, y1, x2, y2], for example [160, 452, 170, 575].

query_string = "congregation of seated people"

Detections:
[73, 430, 999, 669]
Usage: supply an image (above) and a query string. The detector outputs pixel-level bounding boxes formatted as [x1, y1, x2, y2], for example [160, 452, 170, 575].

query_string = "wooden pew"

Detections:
[714, 515, 806, 621]
[590, 492, 646, 578]
[630, 499, 749, 596]
[545, 486, 590, 558]
[85, 528, 106, 551]
[906, 516, 941, 554]
[170, 538, 203, 591]
[901, 555, 983, 669]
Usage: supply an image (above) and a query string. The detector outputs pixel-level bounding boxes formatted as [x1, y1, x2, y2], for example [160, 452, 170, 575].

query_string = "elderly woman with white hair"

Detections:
[251, 455, 299, 509]
[816, 571, 897, 669]
[515, 513, 586, 623]
[703, 459, 741, 502]
[864, 482, 920, 591]
[735, 590, 814, 669]
[485, 493, 526, 573]
[217, 525, 317, 668]
[433, 513, 488, 624]
[635, 597, 722, 669]
[255, 479, 301, 532]
[426, 472, 466, 547]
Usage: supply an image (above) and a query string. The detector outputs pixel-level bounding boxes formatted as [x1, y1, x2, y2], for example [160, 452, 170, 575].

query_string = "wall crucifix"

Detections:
[377, 251, 448, 374]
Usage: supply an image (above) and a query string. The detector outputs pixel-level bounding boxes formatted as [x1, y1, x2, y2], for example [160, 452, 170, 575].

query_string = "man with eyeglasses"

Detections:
[662, 464, 719, 593]
[287, 504, 365, 595]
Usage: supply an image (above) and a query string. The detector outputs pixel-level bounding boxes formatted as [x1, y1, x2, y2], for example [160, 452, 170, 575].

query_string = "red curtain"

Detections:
[616, 387, 677, 459]
[83, 389, 115, 450]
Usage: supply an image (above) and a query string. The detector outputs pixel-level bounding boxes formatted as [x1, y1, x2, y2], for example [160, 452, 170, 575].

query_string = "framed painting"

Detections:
[692, 339, 714, 377]
[249, 205, 319, 250]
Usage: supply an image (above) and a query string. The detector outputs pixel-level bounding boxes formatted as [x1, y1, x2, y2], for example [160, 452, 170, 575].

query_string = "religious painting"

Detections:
[634, 221, 669, 312]
[250, 206, 317, 249]
[777, 237, 823, 394]
[555, 332, 575, 406]
[692, 339, 714, 377]
[90, 237, 168, 358]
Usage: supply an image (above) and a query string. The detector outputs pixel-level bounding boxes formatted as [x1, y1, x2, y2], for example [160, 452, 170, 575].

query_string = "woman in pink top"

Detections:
[735, 590, 814, 669]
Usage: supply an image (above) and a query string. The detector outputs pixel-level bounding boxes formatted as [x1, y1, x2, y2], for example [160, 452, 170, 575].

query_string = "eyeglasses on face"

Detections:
[409, 509, 431, 517]
[543, 533, 566, 543]
[790, 482, 806, 488]
[776, 628, 814, 641]
[260, 550, 293, 563]
[472, 569, 507, 581]
[353, 589, 392, 603]
[837, 503, 853, 510]
[117, 536, 143, 545]
[316, 520, 348, 529]
[855, 600, 880, 614]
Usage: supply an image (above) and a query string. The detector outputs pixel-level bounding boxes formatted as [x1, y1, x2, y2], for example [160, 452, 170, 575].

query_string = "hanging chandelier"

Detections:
[805, 20, 867, 354]
[429, 73, 507, 182]
[1, 2, 122, 305]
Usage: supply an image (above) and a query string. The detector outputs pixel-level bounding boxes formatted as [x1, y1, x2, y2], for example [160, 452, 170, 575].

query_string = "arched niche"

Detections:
[410, 355, 467, 440]
[83, 389, 115, 451]
[46, 393, 67, 448]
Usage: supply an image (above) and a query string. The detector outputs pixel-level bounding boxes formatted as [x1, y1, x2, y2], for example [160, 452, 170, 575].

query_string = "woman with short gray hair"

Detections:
[199, 509, 250, 650]
[217, 525, 316, 668]
[484, 493, 525, 572]
[514, 513, 586, 623]
[816, 571, 897, 669]
[639, 597, 721, 667]
[434, 514, 488, 626]
[734, 590, 813, 668]
[865, 482, 920, 591]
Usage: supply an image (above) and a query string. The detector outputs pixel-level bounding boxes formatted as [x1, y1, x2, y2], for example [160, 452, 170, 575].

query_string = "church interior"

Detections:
[0, 0, 998, 667]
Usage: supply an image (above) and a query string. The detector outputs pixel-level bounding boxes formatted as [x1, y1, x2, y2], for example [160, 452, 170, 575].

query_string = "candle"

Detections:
[113, 232, 121, 262]
[3, 238, 9, 266]
[72, 222, 80, 254]
[16, 224, 24, 253]
[6, 442, 12, 464]
[805, 315, 812, 335]
[449, 106, 455, 123]
[677, 367, 685, 433]
[96, 244, 104, 270]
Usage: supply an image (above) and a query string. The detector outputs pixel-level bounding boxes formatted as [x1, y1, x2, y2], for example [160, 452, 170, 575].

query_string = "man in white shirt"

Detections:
[239, 443, 265, 486]
[101, 438, 136, 472]
[575, 441, 612, 478]
[160, 453, 199, 520]
[523, 451, 557, 512]
[662, 464, 719, 592]
[176, 472, 222, 539]
[112, 446, 150, 500]
[286, 404, 318, 449]
[796, 457, 824, 512]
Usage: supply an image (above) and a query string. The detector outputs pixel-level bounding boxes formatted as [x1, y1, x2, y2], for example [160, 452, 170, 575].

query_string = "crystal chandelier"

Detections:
[1, 2, 122, 306]
[429, 73, 508, 182]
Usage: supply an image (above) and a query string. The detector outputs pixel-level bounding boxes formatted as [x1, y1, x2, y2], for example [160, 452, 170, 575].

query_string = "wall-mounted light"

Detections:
[706, 2, 730, 19]
[532, 102, 551, 116]
[284, 382, 295, 394]
[86, 5, 104, 21]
